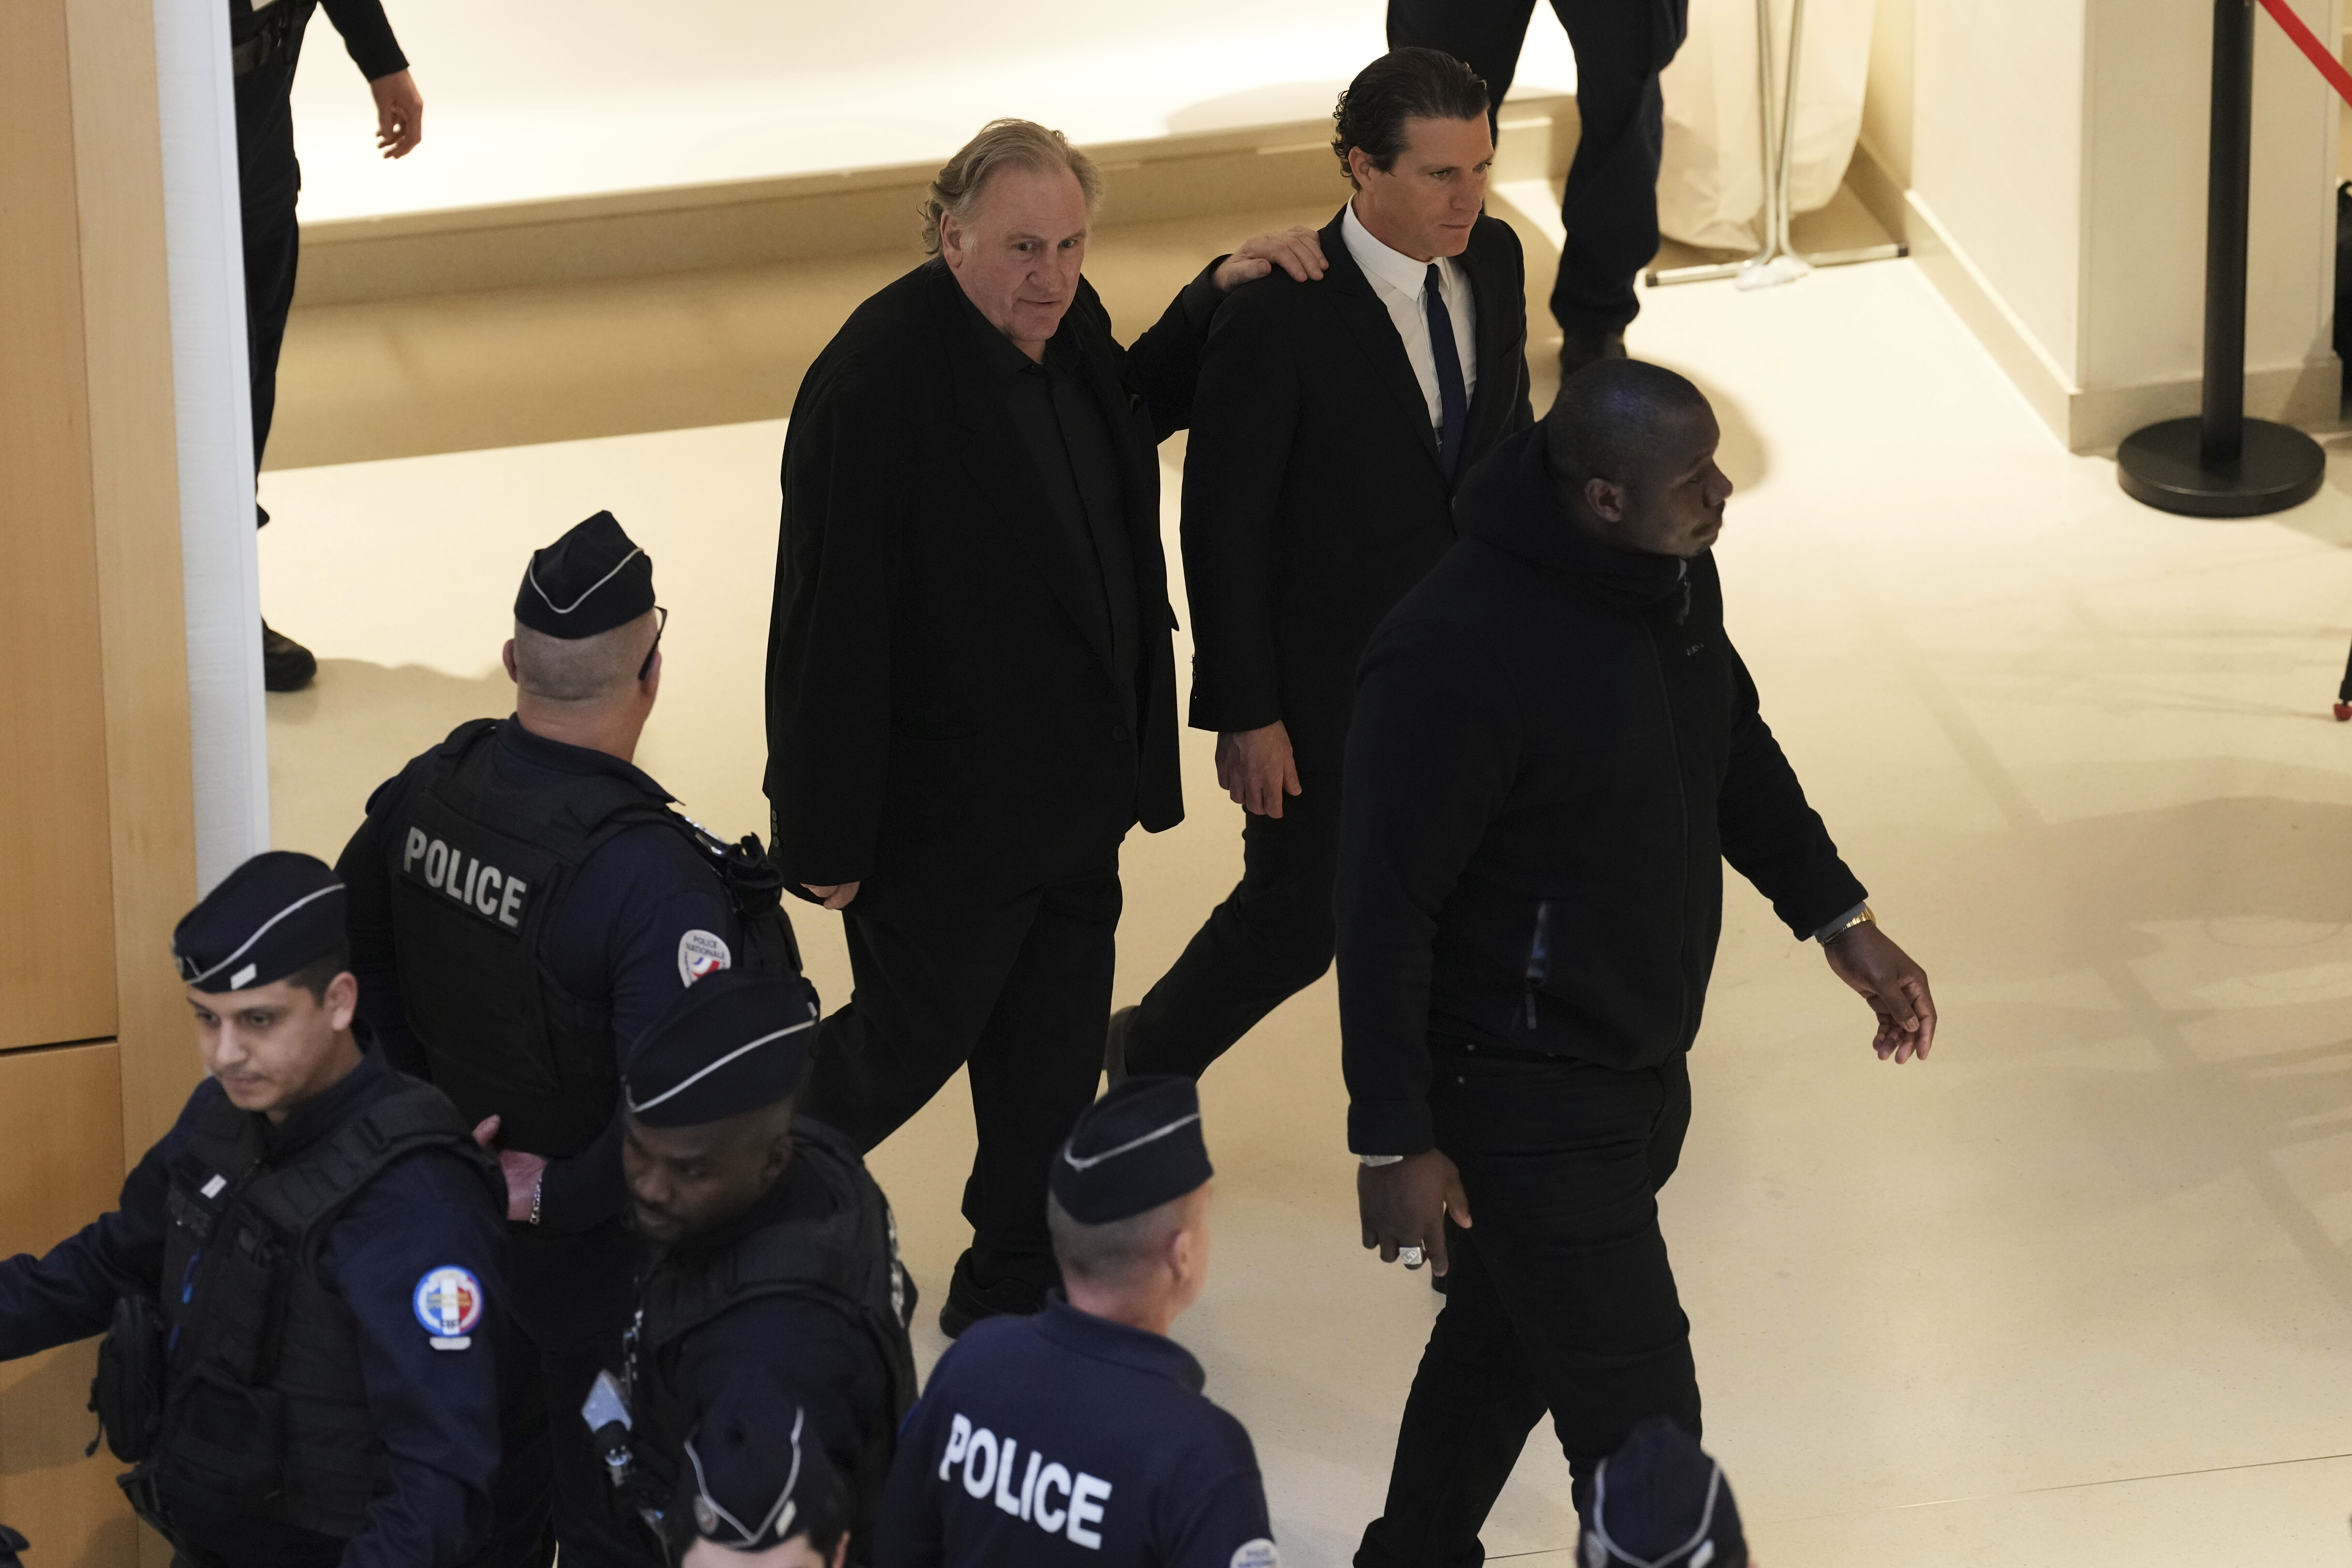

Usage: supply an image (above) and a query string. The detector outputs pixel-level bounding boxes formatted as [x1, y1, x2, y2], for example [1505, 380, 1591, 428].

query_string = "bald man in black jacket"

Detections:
[1340, 362, 1937, 1564]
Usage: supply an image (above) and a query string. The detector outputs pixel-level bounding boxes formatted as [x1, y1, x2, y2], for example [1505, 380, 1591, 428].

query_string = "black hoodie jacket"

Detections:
[1337, 424, 1866, 1154]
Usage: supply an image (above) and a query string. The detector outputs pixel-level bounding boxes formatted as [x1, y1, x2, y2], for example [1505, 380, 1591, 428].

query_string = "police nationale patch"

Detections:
[677, 929, 732, 986]
[1231, 1542, 1280, 1568]
[413, 1265, 484, 1349]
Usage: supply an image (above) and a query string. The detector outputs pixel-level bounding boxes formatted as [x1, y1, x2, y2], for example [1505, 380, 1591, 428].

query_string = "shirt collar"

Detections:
[1031, 1293, 1207, 1393]
[496, 715, 673, 803]
[1343, 199, 1444, 301]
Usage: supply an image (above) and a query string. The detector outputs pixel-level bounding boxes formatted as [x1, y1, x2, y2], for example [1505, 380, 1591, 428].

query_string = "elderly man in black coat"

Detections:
[1339, 360, 1939, 1564]
[764, 118, 1324, 1339]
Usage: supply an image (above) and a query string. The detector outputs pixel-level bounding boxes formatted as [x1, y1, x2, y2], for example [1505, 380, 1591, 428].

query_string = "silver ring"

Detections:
[1398, 1246, 1425, 1269]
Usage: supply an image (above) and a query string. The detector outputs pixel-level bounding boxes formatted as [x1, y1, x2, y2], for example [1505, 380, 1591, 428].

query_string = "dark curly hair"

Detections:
[1330, 47, 1491, 188]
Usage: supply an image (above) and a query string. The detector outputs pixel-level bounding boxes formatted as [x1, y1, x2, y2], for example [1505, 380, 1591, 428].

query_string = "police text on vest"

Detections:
[402, 829, 529, 929]
[938, 1414, 1112, 1548]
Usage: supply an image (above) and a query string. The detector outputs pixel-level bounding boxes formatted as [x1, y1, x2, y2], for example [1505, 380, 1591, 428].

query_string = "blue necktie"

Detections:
[1424, 262, 1468, 479]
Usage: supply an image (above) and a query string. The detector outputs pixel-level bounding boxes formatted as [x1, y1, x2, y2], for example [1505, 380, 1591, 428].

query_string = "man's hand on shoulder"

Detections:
[370, 69, 422, 158]
[1823, 924, 1938, 1063]
[1215, 722, 1301, 818]
[1213, 226, 1329, 291]
[1358, 1150, 1472, 1276]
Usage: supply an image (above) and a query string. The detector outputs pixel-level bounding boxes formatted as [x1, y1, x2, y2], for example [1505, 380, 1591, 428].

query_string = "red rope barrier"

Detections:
[2255, 0, 2352, 107]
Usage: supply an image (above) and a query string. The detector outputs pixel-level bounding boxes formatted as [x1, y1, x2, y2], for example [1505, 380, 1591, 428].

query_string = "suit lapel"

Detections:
[1461, 217, 1525, 460]
[1321, 210, 1444, 478]
[935, 270, 1118, 679]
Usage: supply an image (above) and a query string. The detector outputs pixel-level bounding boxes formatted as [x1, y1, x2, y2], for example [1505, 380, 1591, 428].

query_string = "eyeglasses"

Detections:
[638, 605, 667, 682]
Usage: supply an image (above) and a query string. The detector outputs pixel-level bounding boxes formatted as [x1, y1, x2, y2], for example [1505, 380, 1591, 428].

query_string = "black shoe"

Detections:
[1559, 330, 1628, 381]
[938, 1255, 1048, 1341]
[1104, 1005, 1138, 1088]
[261, 621, 317, 692]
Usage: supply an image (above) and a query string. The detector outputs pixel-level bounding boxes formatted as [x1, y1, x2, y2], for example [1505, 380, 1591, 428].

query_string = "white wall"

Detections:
[1897, 0, 2338, 448]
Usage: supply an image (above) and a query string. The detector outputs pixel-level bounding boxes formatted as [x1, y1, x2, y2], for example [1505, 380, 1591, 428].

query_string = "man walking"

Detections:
[1340, 361, 1936, 1563]
[1115, 49, 1533, 1085]
[1388, 0, 1690, 376]
[764, 118, 1324, 1338]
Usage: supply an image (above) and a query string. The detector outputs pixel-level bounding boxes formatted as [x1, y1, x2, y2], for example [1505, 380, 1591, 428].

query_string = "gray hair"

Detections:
[919, 119, 1104, 257]
[511, 610, 657, 704]
[1046, 1189, 1191, 1285]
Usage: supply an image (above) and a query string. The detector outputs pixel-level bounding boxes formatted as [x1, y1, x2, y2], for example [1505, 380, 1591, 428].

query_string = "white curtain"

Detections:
[1656, 0, 1876, 251]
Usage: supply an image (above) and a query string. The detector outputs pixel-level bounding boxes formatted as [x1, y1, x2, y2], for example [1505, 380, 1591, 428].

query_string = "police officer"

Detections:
[677, 1370, 853, 1568]
[1578, 1418, 1750, 1568]
[873, 1077, 1278, 1568]
[0, 852, 510, 1568]
[338, 509, 804, 1567]
[231, 0, 424, 690]
[600, 971, 914, 1565]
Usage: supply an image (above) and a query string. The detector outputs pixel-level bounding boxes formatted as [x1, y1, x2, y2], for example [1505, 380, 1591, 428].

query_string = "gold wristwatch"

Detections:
[1821, 904, 1876, 942]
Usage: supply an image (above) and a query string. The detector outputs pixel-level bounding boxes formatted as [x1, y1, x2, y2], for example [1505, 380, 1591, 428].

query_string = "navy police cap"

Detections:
[1050, 1074, 1213, 1225]
[514, 510, 655, 639]
[624, 970, 818, 1127]
[685, 1368, 844, 1551]
[1578, 1417, 1747, 1568]
[172, 850, 347, 993]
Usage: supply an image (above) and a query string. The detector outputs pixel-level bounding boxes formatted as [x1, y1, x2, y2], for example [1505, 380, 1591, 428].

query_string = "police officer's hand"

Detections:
[801, 880, 861, 911]
[1822, 923, 1938, 1064]
[1214, 225, 1329, 290]
[470, 1115, 550, 1222]
[1358, 1149, 1472, 1276]
[370, 69, 423, 159]
[1215, 722, 1300, 818]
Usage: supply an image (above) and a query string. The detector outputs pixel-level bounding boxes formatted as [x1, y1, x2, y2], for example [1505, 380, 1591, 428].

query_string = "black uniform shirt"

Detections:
[963, 290, 1143, 732]
[340, 718, 745, 1233]
[874, 1296, 1276, 1568]
[234, 0, 410, 205]
[0, 1041, 509, 1568]
[649, 1157, 895, 1516]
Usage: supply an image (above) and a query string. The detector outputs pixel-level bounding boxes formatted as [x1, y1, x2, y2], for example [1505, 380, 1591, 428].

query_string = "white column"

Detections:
[151, 0, 270, 891]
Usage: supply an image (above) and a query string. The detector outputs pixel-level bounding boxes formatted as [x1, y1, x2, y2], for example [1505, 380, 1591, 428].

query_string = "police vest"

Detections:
[385, 719, 805, 1157]
[625, 1118, 918, 1558]
[143, 1078, 502, 1540]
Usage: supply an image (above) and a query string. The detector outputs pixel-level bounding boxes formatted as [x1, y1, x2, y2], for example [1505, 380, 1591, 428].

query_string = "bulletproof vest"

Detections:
[385, 719, 805, 1157]
[624, 1119, 917, 1558]
[140, 1078, 501, 1541]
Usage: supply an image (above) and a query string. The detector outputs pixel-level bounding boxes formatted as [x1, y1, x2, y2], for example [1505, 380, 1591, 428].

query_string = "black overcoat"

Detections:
[766, 259, 1219, 916]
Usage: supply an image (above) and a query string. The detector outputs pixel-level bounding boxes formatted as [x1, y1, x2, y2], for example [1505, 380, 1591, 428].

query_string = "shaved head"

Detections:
[1544, 360, 1713, 489]
[510, 608, 659, 704]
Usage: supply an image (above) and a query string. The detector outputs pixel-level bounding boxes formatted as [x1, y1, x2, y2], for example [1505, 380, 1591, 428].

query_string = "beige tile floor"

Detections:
[259, 250, 2352, 1563]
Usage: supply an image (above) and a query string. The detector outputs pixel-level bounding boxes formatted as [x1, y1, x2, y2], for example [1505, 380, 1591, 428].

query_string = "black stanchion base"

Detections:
[2116, 417, 2326, 517]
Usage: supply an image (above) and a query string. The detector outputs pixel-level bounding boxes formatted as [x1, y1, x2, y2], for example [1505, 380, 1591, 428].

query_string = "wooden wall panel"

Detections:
[63, 0, 203, 1162]
[0, 1043, 136, 1566]
[0, 0, 120, 1054]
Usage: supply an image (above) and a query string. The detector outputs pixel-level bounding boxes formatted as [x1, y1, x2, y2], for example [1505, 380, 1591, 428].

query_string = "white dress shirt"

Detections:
[1341, 200, 1479, 438]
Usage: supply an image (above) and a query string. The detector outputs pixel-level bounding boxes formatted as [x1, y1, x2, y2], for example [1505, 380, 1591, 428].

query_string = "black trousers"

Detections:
[504, 1223, 657, 1568]
[801, 866, 1123, 1296]
[1126, 767, 1340, 1080]
[240, 162, 301, 489]
[1356, 1048, 1701, 1568]
[1389, 0, 1687, 336]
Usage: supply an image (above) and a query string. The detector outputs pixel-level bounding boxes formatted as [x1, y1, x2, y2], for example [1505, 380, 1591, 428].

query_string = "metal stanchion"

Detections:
[1646, 0, 1908, 289]
[2115, 0, 2324, 516]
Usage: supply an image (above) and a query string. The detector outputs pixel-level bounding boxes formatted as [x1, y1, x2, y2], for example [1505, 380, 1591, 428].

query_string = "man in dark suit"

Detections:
[1389, 0, 1690, 376]
[1112, 49, 1534, 1085]
[765, 118, 1324, 1339]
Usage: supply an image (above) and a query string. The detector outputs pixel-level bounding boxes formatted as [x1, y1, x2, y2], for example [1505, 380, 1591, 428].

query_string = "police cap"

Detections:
[514, 510, 655, 638]
[623, 970, 817, 1127]
[1578, 1417, 1747, 1568]
[172, 850, 347, 993]
[684, 1368, 845, 1551]
[1050, 1074, 1213, 1225]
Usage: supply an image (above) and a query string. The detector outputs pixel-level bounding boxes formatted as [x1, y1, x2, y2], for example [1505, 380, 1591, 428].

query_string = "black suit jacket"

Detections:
[766, 259, 1219, 917]
[1180, 206, 1533, 772]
